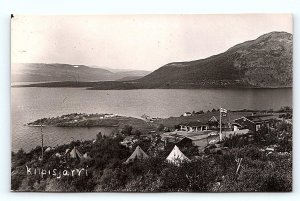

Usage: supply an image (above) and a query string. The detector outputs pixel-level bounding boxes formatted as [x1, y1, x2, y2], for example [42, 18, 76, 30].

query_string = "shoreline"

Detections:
[14, 107, 292, 153]
[11, 81, 293, 90]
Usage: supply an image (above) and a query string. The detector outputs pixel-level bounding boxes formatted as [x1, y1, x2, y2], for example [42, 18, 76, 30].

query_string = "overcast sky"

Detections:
[11, 14, 292, 71]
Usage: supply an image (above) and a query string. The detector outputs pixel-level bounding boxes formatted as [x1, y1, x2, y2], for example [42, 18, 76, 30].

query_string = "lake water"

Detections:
[11, 87, 292, 152]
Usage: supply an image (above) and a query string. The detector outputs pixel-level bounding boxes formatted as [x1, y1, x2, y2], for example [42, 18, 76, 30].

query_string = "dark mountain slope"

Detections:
[139, 31, 292, 88]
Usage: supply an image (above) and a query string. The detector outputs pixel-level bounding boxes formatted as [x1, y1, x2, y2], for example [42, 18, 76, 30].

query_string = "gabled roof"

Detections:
[208, 112, 273, 124]
[234, 116, 256, 124]
[234, 114, 277, 124]
[175, 136, 193, 144]
[166, 145, 190, 164]
[161, 133, 186, 144]
[125, 145, 149, 163]
[246, 115, 276, 122]
[231, 122, 243, 127]
[209, 116, 219, 122]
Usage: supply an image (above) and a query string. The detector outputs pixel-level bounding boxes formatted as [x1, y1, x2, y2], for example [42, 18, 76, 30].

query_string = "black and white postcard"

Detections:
[11, 14, 293, 192]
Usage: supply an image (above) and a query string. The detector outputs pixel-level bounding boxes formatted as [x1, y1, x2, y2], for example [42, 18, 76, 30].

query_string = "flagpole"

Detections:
[219, 107, 222, 142]
[41, 124, 43, 161]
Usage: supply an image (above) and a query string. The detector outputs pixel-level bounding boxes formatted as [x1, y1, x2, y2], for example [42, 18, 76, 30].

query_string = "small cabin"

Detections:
[183, 112, 192, 117]
[234, 115, 275, 132]
[162, 135, 194, 149]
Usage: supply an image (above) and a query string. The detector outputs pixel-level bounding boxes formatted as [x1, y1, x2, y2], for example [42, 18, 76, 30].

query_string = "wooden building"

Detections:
[179, 121, 209, 132]
[233, 115, 276, 132]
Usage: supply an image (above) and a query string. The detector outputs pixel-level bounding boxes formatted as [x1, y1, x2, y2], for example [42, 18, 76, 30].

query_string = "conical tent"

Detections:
[125, 145, 149, 163]
[69, 146, 83, 159]
[83, 153, 91, 159]
[166, 145, 190, 164]
[45, 147, 52, 152]
[65, 148, 70, 154]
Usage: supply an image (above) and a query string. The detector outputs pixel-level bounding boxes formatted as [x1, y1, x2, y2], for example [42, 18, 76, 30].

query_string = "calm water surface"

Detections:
[11, 87, 292, 152]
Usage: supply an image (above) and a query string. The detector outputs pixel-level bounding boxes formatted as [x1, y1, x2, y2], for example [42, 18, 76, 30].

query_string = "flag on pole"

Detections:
[220, 108, 227, 117]
[220, 108, 227, 113]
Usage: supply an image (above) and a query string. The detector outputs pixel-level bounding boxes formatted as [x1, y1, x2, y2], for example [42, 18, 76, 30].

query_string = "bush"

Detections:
[160, 160, 216, 192]
[97, 168, 127, 191]
[157, 124, 165, 132]
[237, 145, 264, 160]
[121, 125, 133, 136]
[260, 172, 292, 192]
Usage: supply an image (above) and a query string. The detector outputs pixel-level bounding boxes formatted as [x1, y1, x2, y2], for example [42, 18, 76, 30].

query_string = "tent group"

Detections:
[125, 145, 190, 164]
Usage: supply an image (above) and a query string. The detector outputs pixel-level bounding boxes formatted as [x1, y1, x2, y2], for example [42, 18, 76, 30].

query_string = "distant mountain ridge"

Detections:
[91, 65, 150, 74]
[138, 31, 292, 88]
[11, 63, 151, 82]
[15, 31, 293, 89]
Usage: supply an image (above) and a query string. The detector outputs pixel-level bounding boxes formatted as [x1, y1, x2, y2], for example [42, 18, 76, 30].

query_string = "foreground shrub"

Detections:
[160, 160, 216, 192]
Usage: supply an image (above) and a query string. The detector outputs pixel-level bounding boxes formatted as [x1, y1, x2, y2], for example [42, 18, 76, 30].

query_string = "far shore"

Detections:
[12, 80, 293, 90]
[27, 109, 289, 134]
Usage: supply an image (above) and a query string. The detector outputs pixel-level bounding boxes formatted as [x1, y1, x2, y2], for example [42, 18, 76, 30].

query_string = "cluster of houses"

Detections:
[122, 112, 280, 153]
[123, 109, 288, 163]
[180, 112, 277, 133]
[160, 112, 278, 151]
[34, 110, 287, 169]
[42, 112, 284, 166]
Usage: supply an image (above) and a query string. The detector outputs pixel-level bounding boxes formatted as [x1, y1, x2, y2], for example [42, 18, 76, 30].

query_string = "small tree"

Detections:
[132, 129, 142, 137]
[122, 125, 133, 136]
[157, 124, 165, 132]
[174, 124, 181, 130]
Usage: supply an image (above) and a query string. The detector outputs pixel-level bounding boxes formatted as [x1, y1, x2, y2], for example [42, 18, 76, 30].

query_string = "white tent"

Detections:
[125, 145, 149, 163]
[45, 147, 52, 152]
[55, 152, 62, 157]
[65, 148, 70, 154]
[83, 153, 91, 159]
[69, 146, 83, 159]
[166, 145, 191, 164]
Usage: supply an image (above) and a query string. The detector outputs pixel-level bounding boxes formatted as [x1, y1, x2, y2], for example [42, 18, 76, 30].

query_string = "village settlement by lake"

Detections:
[11, 87, 292, 152]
